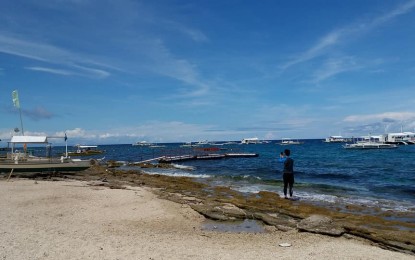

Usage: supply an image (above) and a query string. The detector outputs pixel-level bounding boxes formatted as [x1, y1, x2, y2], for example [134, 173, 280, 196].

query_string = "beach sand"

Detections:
[0, 179, 413, 260]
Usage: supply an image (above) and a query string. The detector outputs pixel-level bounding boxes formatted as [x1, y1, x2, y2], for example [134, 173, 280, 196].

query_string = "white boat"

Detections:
[383, 132, 415, 145]
[343, 135, 398, 149]
[180, 142, 199, 147]
[218, 141, 239, 145]
[149, 145, 166, 148]
[280, 138, 302, 145]
[67, 145, 104, 156]
[343, 142, 398, 149]
[132, 141, 153, 146]
[195, 140, 210, 145]
[0, 135, 91, 173]
[241, 137, 261, 144]
[323, 135, 349, 143]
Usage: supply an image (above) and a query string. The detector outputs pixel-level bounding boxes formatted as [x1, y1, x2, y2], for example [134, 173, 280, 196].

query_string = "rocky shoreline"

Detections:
[6, 165, 415, 255]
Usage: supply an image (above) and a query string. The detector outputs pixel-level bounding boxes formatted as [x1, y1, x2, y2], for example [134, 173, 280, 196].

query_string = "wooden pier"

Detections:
[158, 153, 258, 163]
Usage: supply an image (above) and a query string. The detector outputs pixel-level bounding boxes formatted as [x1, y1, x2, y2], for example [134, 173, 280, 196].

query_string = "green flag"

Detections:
[12, 90, 20, 108]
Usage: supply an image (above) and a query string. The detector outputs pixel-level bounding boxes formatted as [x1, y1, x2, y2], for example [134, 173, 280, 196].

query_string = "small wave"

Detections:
[298, 192, 415, 213]
[232, 185, 269, 194]
[141, 169, 211, 178]
[171, 164, 195, 171]
[241, 175, 262, 180]
[227, 185, 415, 214]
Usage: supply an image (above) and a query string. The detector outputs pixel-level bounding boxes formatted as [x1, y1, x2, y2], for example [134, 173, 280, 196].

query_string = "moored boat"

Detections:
[323, 135, 349, 143]
[132, 141, 153, 146]
[280, 138, 303, 145]
[383, 132, 415, 145]
[67, 145, 105, 156]
[343, 142, 398, 149]
[343, 135, 398, 149]
[241, 137, 261, 144]
[0, 135, 91, 173]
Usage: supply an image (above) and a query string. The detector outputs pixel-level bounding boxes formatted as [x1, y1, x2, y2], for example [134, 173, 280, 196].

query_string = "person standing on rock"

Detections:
[278, 149, 294, 199]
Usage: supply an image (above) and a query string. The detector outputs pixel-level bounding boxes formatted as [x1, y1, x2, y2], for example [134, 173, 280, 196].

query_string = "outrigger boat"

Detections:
[343, 142, 398, 149]
[67, 145, 104, 156]
[343, 135, 398, 149]
[0, 135, 91, 173]
[280, 138, 303, 145]
[323, 135, 350, 143]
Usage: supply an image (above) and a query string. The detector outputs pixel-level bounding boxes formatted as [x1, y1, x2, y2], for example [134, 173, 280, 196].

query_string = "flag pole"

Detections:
[12, 90, 24, 135]
[65, 133, 68, 158]
[19, 107, 24, 136]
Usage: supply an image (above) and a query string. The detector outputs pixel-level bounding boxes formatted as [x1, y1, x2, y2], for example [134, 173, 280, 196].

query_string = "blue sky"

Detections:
[1, 0, 415, 145]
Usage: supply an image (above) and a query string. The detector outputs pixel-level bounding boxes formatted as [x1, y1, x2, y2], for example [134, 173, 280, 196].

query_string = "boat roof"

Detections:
[77, 145, 98, 148]
[387, 132, 415, 136]
[10, 135, 48, 144]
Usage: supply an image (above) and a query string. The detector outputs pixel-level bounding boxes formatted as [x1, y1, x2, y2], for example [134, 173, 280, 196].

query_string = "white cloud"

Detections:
[163, 20, 208, 43]
[0, 34, 111, 78]
[281, 1, 415, 72]
[281, 31, 342, 70]
[25, 66, 73, 76]
[344, 112, 415, 123]
[311, 56, 364, 83]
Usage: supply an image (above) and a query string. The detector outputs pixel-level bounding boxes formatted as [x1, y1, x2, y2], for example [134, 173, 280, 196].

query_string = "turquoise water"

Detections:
[15, 140, 415, 218]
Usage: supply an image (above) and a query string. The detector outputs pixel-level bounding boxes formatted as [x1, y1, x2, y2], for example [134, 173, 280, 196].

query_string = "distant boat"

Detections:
[343, 135, 398, 149]
[0, 135, 91, 173]
[195, 140, 210, 145]
[280, 138, 303, 145]
[132, 141, 153, 146]
[217, 141, 238, 145]
[149, 145, 166, 148]
[383, 132, 415, 145]
[323, 136, 349, 143]
[241, 137, 261, 144]
[67, 145, 105, 156]
[343, 142, 398, 149]
[180, 142, 199, 147]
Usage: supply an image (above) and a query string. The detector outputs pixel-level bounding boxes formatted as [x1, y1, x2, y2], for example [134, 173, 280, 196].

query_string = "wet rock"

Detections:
[254, 212, 296, 232]
[297, 214, 345, 236]
[190, 203, 246, 221]
[214, 203, 247, 218]
[190, 204, 231, 221]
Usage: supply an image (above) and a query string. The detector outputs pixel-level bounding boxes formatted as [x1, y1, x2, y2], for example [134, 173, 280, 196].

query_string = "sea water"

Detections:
[23, 140, 415, 220]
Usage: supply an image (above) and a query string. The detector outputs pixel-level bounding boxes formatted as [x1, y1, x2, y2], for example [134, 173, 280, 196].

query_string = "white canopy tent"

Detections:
[10, 136, 48, 144]
[9, 135, 68, 157]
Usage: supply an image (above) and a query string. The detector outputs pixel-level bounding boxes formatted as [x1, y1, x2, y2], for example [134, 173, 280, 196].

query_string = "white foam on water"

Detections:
[171, 164, 195, 171]
[232, 185, 262, 194]
[228, 186, 415, 213]
[141, 169, 211, 178]
[294, 192, 339, 203]
[298, 192, 415, 213]
[231, 184, 277, 194]
[242, 175, 262, 180]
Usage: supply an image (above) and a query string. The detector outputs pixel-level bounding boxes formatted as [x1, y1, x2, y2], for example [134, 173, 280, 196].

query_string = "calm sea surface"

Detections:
[20, 140, 415, 220]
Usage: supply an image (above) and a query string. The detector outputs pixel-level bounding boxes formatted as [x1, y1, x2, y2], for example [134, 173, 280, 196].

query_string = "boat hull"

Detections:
[67, 151, 104, 156]
[0, 160, 91, 173]
[343, 143, 398, 149]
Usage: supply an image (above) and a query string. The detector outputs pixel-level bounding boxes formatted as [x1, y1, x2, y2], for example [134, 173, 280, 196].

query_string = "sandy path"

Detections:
[0, 179, 412, 260]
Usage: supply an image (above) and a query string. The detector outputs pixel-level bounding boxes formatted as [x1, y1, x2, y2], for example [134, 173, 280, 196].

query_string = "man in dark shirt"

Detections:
[279, 149, 294, 199]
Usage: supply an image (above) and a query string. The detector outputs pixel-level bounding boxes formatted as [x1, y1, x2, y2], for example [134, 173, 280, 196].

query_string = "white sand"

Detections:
[0, 179, 412, 260]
